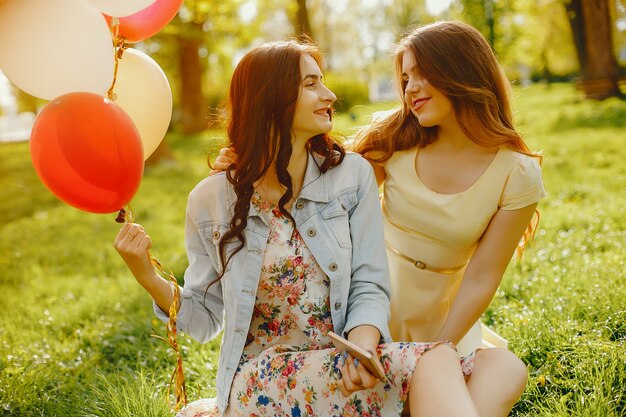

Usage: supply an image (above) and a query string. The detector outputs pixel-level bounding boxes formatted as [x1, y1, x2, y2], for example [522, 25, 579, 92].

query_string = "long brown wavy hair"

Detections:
[215, 40, 345, 280]
[352, 21, 541, 255]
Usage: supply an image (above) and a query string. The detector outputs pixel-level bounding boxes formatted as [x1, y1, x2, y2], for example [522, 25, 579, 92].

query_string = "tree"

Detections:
[564, 0, 623, 99]
[175, 16, 208, 134]
[385, 0, 430, 37]
[143, 0, 257, 164]
[451, 0, 496, 48]
[527, 0, 578, 83]
[295, 0, 313, 38]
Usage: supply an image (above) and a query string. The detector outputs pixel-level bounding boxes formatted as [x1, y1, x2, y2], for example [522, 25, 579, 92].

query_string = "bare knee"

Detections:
[410, 344, 480, 417]
[476, 348, 528, 395]
[420, 343, 460, 365]
[414, 343, 461, 381]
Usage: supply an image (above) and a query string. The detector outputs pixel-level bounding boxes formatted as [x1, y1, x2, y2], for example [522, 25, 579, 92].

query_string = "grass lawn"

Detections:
[0, 83, 624, 416]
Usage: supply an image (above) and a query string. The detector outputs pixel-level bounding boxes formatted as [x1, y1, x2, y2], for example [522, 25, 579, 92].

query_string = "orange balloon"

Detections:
[30, 93, 144, 214]
[105, 0, 183, 43]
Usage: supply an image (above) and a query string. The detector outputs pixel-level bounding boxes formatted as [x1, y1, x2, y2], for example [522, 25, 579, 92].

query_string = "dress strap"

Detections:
[385, 240, 467, 274]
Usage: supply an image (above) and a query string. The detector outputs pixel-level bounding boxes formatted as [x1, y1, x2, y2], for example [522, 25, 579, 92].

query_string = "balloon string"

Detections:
[107, 18, 129, 101]
[115, 207, 188, 411]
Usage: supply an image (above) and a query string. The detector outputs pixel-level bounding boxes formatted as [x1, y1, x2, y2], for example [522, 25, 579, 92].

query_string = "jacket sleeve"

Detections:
[343, 157, 392, 343]
[154, 191, 225, 343]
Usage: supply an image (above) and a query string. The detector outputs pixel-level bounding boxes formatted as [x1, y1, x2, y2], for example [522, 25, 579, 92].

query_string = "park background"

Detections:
[0, 0, 625, 416]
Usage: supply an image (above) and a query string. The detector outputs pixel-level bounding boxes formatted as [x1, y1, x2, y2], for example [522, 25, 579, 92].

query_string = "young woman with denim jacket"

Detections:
[114, 40, 480, 416]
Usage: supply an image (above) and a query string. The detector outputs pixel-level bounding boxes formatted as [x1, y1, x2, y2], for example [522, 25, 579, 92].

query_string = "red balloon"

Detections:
[30, 92, 144, 214]
[105, 0, 183, 43]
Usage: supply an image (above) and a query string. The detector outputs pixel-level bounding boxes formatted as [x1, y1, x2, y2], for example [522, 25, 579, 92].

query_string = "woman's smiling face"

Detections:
[291, 54, 336, 143]
[402, 50, 454, 129]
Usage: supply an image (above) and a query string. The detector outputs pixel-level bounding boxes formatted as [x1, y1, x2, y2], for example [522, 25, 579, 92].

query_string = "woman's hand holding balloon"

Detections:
[114, 223, 156, 288]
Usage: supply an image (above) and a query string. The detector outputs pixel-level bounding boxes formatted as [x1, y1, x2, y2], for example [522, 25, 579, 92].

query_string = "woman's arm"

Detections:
[114, 222, 176, 313]
[343, 158, 392, 344]
[114, 190, 225, 344]
[436, 203, 538, 344]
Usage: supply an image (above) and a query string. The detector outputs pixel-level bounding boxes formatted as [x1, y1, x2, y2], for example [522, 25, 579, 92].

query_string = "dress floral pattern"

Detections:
[177, 194, 470, 417]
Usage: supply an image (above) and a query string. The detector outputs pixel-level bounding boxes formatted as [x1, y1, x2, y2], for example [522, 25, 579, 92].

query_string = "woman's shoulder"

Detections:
[366, 147, 415, 178]
[497, 148, 546, 209]
[342, 151, 369, 165]
[189, 172, 229, 199]
[497, 147, 542, 173]
[186, 173, 233, 223]
[336, 151, 378, 177]
[319, 152, 375, 194]
[319, 151, 365, 172]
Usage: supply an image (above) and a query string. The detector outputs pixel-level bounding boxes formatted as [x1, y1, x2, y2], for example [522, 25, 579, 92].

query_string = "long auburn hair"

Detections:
[215, 40, 344, 280]
[352, 21, 541, 255]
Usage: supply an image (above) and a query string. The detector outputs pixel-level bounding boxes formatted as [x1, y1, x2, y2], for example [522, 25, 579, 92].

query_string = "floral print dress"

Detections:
[177, 194, 469, 417]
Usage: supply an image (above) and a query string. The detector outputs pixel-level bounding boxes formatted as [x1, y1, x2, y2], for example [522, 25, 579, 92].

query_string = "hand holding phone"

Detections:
[328, 331, 387, 382]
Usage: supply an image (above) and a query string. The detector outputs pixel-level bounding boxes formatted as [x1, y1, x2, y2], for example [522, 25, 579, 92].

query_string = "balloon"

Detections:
[105, 0, 184, 42]
[85, 0, 157, 17]
[112, 49, 172, 159]
[30, 93, 144, 214]
[0, 0, 114, 100]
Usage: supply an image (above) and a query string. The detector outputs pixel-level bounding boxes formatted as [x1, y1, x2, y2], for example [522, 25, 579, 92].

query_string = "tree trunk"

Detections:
[295, 0, 313, 39]
[177, 21, 208, 133]
[565, 0, 622, 100]
[564, 0, 586, 68]
[145, 140, 175, 166]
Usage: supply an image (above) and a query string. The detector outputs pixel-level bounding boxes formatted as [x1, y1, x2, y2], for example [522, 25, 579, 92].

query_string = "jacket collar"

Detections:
[224, 151, 331, 218]
[299, 152, 329, 203]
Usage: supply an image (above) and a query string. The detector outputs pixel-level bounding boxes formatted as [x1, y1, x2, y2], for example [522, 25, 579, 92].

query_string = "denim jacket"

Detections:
[154, 152, 391, 412]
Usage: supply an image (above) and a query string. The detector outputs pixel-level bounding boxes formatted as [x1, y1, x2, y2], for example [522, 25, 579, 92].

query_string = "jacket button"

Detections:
[334, 302, 342, 310]
[307, 228, 316, 237]
[295, 201, 304, 210]
[212, 230, 221, 240]
[329, 263, 338, 271]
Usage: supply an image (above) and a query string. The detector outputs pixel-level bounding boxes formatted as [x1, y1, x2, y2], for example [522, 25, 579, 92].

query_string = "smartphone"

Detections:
[328, 331, 387, 382]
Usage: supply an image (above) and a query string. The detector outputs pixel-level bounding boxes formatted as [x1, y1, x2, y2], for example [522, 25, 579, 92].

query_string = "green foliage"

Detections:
[529, 71, 576, 84]
[0, 142, 58, 224]
[448, 0, 578, 80]
[87, 372, 170, 417]
[552, 97, 626, 129]
[324, 72, 370, 113]
[0, 83, 624, 416]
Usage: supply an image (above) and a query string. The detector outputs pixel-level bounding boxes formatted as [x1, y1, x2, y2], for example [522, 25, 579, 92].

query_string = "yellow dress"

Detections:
[382, 146, 546, 357]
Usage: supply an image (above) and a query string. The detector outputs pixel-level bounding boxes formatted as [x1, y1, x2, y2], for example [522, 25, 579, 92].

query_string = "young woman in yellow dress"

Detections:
[352, 21, 546, 417]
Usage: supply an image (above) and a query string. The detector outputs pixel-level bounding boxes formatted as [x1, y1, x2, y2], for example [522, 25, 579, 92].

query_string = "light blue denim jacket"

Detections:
[154, 152, 391, 413]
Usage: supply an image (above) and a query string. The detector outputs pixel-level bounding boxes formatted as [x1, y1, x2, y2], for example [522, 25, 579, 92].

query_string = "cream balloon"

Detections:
[112, 49, 172, 159]
[0, 0, 114, 100]
[85, 0, 157, 17]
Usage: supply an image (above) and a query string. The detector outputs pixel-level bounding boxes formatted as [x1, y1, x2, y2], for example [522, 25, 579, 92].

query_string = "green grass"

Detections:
[0, 83, 624, 416]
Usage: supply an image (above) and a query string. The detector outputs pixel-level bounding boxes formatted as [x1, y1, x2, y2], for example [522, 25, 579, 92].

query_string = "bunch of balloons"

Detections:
[0, 0, 183, 213]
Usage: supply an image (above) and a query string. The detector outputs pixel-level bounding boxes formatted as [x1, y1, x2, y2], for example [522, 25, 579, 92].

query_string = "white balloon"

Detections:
[0, 0, 114, 100]
[85, 0, 157, 17]
[112, 48, 172, 159]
